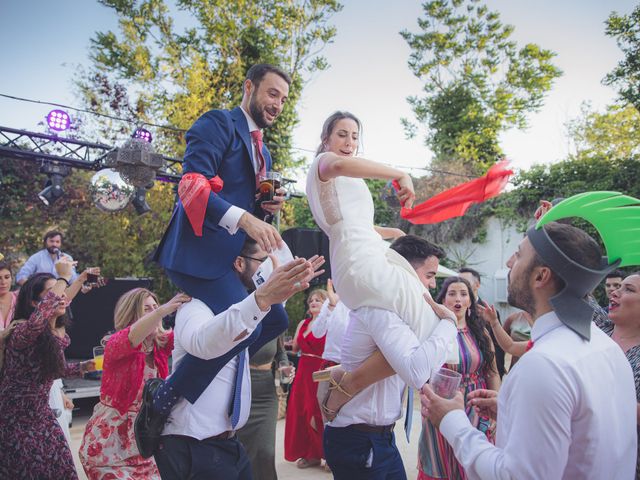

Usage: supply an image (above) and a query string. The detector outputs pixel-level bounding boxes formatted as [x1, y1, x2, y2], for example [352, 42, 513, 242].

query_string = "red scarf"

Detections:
[178, 173, 224, 237]
[394, 160, 513, 224]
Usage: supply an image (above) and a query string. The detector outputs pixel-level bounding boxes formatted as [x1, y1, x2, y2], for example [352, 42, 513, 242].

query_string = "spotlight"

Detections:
[38, 174, 65, 205]
[132, 186, 152, 215]
[46, 109, 71, 132]
[133, 128, 152, 143]
[38, 163, 71, 206]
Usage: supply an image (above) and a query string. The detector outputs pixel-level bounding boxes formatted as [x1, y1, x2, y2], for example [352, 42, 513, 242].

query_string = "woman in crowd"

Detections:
[284, 288, 329, 469]
[418, 277, 500, 480]
[0, 260, 20, 371]
[594, 272, 640, 478]
[0, 260, 93, 479]
[79, 288, 190, 479]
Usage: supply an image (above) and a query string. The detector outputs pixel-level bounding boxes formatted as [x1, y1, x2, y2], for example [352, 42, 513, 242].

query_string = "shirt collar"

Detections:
[240, 106, 259, 133]
[530, 310, 563, 342]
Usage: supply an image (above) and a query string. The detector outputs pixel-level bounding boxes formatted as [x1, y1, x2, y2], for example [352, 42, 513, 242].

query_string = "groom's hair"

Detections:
[390, 235, 445, 268]
[246, 64, 292, 87]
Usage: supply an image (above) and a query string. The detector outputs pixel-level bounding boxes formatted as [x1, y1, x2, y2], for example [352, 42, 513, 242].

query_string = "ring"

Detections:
[293, 281, 302, 289]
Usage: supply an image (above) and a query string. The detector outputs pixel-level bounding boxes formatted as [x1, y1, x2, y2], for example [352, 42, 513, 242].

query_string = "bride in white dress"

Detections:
[306, 111, 455, 343]
[305, 111, 458, 417]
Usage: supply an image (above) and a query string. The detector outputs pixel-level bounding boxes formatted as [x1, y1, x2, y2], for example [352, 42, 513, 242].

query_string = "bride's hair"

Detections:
[316, 111, 362, 156]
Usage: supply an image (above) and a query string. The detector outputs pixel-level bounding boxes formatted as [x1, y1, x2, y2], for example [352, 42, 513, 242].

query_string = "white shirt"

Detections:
[330, 306, 457, 427]
[310, 300, 350, 363]
[218, 107, 262, 234]
[162, 295, 270, 440]
[439, 311, 637, 480]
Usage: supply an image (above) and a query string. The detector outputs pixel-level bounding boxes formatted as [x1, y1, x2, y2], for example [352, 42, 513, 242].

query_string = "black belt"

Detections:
[168, 431, 236, 442]
[350, 423, 395, 434]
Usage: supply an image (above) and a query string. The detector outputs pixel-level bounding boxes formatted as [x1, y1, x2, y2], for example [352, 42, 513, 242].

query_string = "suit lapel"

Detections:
[230, 107, 254, 170]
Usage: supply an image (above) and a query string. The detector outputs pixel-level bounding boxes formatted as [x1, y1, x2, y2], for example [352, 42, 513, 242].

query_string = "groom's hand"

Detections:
[239, 212, 283, 252]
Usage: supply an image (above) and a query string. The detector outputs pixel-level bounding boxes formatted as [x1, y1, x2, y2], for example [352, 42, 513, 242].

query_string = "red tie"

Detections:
[526, 340, 534, 352]
[250, 130, 267, 186]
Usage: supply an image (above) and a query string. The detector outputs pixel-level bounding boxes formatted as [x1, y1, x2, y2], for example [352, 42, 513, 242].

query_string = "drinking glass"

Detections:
[429, 367, 462, 399]
[279, 360, 294, 385]
[85, 267, 100, 286]
[93, 346, 105, 372]
[258, 171, 282, 206]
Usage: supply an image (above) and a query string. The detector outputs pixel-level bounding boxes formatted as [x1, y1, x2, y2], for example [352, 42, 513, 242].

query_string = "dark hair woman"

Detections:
[417, 276, 500, 480]
[0, 258, 93, 479]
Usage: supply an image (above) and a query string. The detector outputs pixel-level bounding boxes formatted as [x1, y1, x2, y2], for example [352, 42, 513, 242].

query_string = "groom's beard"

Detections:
[237, 265, 256, 293]
[47, 246, 58, 255]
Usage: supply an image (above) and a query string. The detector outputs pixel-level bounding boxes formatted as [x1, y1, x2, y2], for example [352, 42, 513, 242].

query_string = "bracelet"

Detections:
[56, 277, 71, 287]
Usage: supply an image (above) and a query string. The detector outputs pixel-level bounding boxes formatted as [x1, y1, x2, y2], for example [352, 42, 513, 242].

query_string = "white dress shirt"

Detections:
[162, 295, 270, 440]
[439, 311, 637, 480]
[310, 300, 350, 363]
[218, 107, 262, 234]
[330, 306, 457, 427]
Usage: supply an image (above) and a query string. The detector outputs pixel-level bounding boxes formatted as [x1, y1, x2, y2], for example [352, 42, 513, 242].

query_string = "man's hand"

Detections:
[238, 212, 283, 252]
[477, 302, 499, 328]
[80, 360, 97, 374]
[254, 255, 325, 310]
[423, 291, 457, 324]
[420, 384, 465, 429]
[260, 187, 287, 215]
[467, 389, 498, 421]
[533, 200, 552, 220]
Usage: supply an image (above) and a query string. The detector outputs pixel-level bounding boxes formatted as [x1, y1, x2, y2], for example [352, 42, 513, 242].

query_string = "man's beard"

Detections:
[507, 265, 536, 315]
[249, 94, 273, 129]
[47, 246, 59, 255]
[238, 265, 256, 293]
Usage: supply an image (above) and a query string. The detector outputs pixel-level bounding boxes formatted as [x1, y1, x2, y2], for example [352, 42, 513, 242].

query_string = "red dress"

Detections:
[284, 317, 326, 461]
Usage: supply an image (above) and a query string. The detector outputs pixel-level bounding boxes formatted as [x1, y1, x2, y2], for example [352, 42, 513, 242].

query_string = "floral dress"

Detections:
[418, 327, 494, 480]
[0, 291, 81, 479]
[80, 363, 160, 479]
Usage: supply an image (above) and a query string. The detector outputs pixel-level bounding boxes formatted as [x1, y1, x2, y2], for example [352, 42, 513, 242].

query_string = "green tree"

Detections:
[567, 103, 640, 159]
[604, 4, 640, 110]
[401, 0, 562, 171]
[77, 0, 342, 170]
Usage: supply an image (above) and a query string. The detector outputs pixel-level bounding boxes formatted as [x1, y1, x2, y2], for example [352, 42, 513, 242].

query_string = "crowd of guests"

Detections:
[1, 61, 639, 480]
[1, 229, 638, 480]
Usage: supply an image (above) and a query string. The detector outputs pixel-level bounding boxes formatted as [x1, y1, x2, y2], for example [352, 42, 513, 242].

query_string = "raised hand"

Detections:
[395, 173, 416, 209]
[423, 291, 457, 324]
[327, 278, 339, 307]
[159, 293, 192, 316]
[238, 212, 283, 252]
[533, 200, 553, 220]
[477, 302, 499, 327]
[54, 256, 76, 280]
[255, 256, 315, 310]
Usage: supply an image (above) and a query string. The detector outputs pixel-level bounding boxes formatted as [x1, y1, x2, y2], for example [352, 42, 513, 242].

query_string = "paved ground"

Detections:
[69, 396, 425, 479]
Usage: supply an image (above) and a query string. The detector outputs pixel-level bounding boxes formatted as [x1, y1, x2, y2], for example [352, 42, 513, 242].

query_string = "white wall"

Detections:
[442, 216, 524, 319]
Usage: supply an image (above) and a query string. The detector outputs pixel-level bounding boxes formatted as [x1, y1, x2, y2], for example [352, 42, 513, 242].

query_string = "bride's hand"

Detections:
[395, 174, 415, 209]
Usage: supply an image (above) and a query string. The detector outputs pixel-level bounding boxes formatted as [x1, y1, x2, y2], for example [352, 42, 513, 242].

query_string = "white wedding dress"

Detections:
[306, 154, 457, 355]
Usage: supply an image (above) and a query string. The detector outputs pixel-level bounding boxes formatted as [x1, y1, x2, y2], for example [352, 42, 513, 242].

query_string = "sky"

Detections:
[0, 0, 636, 181]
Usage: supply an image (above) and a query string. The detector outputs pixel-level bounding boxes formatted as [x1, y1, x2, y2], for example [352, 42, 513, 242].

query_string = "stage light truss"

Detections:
[0, 126, 302, 196]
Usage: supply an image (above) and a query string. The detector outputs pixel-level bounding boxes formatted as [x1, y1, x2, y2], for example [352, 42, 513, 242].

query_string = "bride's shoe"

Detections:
[320, 367, 353, 422]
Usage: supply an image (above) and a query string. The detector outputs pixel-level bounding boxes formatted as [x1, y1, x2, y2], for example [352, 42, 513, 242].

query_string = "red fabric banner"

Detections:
[395, 160, 513, 224]
[178, 173, 224, 237]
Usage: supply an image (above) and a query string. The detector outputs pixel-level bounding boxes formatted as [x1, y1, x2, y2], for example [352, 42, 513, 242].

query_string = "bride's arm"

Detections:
[317, 152, 415, 208]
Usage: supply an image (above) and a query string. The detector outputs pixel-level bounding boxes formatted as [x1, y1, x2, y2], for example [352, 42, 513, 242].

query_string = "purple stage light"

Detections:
[133, 128, 152, 143]
[46, 109, 70, 131]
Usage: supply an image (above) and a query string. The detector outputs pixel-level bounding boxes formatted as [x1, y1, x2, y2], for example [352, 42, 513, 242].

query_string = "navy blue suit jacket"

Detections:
[155, 107, 272, 280]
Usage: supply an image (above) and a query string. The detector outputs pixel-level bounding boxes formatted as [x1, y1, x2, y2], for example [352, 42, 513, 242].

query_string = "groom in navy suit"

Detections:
[136, 64, 295, 457]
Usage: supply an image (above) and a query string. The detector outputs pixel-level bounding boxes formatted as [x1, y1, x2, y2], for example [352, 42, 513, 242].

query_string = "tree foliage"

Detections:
[401, 0, 561, 171]
[604, 4, 640, 110]
[77, 0, 343, 169]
